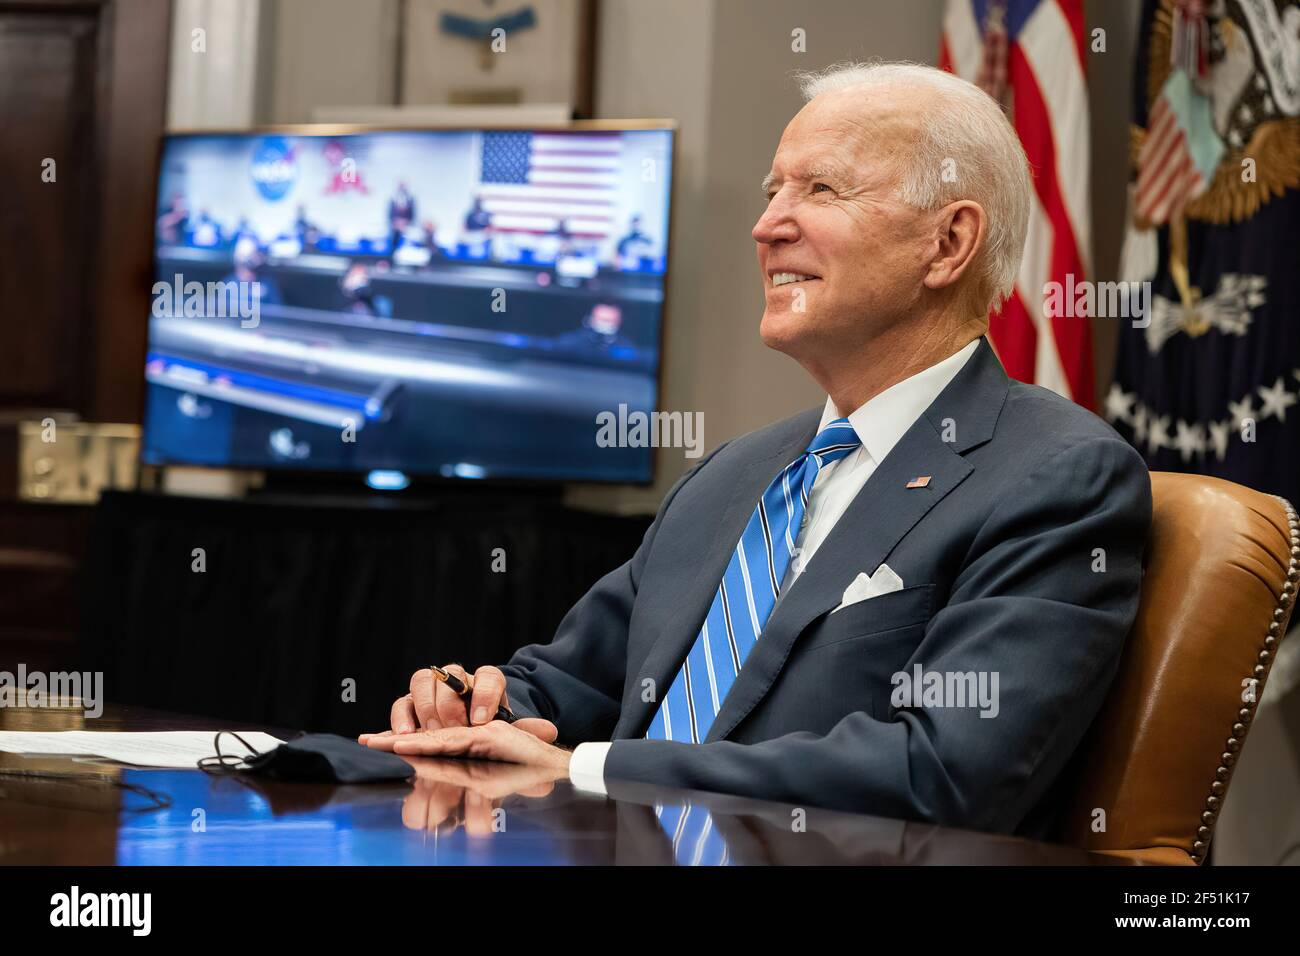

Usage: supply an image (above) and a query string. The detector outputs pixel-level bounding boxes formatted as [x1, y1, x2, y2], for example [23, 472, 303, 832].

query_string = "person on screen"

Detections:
[461, 196, 493, 259]
[388, 181, 417, 258]
[552, 302, 638, 360]
[156, 193, 190, 244]
[552, 217, 574, 253]
[224, 237, 283, 308]
[191, 209, 222, 247]
[614, 214, 652, 268]
[295, 204, 321, 251]
[361, 63, 1151, 840]
[339, 261, 391, 317]
[463, 196, 492, 233]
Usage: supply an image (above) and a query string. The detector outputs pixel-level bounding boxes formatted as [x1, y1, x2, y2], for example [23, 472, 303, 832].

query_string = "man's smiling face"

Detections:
[753, 86, 937, 366]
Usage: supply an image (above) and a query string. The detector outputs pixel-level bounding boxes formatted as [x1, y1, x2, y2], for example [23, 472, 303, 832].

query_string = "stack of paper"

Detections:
[0, 731, 284, 768]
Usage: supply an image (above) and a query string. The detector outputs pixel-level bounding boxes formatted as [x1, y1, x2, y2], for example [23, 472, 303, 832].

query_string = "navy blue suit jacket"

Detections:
[501, 338, 1152, 835]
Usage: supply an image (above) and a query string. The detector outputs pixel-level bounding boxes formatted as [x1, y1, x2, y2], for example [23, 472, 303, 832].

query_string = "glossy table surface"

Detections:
[0, 702, 1129, 865]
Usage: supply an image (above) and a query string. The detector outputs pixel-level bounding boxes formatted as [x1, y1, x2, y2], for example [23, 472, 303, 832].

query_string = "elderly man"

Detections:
[361, 61, 1151, 837]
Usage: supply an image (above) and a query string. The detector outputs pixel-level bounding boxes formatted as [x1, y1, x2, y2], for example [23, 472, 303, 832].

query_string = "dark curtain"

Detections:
[81, 491, 650, 737]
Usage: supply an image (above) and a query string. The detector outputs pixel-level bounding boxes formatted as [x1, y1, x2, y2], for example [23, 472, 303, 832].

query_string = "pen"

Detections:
[429, 665, 518, 724]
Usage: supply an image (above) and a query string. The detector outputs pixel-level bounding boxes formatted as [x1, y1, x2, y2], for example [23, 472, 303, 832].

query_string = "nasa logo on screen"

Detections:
[250, 136, 297, 201]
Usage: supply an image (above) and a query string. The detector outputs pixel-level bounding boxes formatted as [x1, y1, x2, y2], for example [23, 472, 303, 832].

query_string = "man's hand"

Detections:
[363, 719, 573, 773]
[397, 756, 566, 836]
[362, 664, 558, 745]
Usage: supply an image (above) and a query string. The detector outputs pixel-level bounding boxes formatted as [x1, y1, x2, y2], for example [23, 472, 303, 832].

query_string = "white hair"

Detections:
[795, 61, 1030, 314]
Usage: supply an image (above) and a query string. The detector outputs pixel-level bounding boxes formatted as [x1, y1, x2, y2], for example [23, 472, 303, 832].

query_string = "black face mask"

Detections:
[200, 732, 413, 784]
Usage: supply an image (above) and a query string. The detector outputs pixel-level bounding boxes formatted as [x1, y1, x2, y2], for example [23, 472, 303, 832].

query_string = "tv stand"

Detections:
[249, 471, 566, 508]
[81, 488, 650, 736]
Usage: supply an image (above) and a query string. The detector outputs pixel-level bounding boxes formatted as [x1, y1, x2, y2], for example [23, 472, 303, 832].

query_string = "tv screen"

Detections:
[142, 125, 674, 484]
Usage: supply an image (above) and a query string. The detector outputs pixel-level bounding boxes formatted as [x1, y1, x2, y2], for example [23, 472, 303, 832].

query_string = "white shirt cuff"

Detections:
[568, 741, 612, 796]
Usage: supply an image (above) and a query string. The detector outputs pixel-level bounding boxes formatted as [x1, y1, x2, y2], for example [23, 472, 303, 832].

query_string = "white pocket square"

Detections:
[832, 563, 904, 612]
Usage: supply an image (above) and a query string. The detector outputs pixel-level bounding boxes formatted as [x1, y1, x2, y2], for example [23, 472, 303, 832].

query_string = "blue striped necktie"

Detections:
[655, 802, 730, 866]
[646, 418, 861, 743]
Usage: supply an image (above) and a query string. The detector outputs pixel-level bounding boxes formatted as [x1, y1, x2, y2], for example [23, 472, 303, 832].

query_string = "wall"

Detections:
[167, 0, 266, 129]
[1085, 0, 1143, 404]
[258, 0, 400, 124]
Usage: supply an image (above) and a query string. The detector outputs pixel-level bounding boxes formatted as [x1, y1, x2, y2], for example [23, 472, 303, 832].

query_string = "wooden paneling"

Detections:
[0, 0, 171, 669]
[0, 6, 97, 411]
[88, 0, 171, 423]
[0, 0, 169, 423]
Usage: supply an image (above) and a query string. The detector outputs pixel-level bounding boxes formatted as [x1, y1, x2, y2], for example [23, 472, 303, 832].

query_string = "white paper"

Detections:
[0, 731, 284, 768]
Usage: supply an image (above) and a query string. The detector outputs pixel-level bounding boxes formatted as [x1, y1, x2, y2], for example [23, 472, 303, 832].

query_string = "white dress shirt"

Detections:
[568, 339, 981, 795]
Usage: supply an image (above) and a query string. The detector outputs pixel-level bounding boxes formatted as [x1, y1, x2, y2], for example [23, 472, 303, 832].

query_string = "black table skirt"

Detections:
[81, 490, 650, 737]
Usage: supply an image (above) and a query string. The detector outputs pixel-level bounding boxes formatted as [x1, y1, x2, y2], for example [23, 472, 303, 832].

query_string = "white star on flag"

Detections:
[1132, 404, 1149, 446]
[1104, 384, 1136, 425]
[1148, 414, 1172, 454]
[1227, 395, 1257, 430]
[1257, 377, 1297, 423]
[1173, 420, 1206, 462]
[1207, 420, 1230, 461]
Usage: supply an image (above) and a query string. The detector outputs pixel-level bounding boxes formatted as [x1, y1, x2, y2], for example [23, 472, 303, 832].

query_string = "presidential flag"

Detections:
[941, 0, 1095, 408]
[1107, 0, 1300, 510]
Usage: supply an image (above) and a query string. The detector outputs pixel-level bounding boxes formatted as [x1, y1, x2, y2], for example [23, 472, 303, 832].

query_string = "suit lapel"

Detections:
[703, 421, 972, 741]
[704, 337, 1008, 741]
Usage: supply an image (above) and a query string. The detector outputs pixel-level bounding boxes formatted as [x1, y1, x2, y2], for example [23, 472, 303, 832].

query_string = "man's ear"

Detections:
[923, 200, 985, 293]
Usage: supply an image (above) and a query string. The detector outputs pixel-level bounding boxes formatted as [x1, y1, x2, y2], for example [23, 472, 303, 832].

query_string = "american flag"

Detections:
[941, 0, 1095, 408]
[1135, 71, 1223, 225]
[477, 131, 620, 241]
[1134, 1, 1221, 225]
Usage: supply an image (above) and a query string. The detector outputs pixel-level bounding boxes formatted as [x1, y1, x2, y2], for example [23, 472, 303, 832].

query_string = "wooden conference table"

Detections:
[0, 702, 1130, 866]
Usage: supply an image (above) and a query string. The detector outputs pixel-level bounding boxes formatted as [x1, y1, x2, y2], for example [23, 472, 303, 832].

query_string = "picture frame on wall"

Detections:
[399, 0, 597, 118]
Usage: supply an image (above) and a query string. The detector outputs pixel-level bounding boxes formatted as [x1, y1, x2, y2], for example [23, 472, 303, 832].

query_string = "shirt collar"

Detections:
[818, 338, 981, 465]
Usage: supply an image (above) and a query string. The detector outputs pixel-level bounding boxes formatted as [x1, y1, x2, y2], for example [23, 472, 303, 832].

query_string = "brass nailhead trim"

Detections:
[1192, 497, 1299, 864]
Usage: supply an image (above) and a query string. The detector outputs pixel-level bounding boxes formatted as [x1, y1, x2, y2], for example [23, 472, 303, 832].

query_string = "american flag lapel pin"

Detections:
[906, 475, 932, 489]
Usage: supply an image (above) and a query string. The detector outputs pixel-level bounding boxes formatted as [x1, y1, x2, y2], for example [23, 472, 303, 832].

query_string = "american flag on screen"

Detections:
[940, 0, 1095, 409]
[477, 131, 620, 241]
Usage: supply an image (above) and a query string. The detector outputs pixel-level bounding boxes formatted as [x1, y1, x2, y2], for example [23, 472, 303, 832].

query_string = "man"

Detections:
[615, 213, 653, 268]
[294, 204, 320, 252]
[339, 261, 389, 318]
[224, 236, 283, 308]
[156, 192, 190, 244]
[463, 196, 492, 233]
[552, 302, 641, 364]
[387, 181, 416, 259]
[461, 196, 493, 259]
[361, 62, 1151, 836]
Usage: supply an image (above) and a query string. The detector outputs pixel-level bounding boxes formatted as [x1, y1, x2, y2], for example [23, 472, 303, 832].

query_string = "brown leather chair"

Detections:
[1060, 472, 1299, 865]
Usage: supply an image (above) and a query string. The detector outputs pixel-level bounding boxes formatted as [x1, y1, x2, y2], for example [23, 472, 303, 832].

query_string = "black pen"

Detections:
[429, 665, 518, 724]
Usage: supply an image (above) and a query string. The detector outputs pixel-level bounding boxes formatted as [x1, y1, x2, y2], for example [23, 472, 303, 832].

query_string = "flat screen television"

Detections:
[141, 123, 674, 485]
